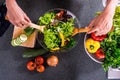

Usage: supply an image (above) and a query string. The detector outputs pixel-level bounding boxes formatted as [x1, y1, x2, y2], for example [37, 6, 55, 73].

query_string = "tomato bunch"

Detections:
[26, 56, 45, 72]
[26, 55, 59, 73]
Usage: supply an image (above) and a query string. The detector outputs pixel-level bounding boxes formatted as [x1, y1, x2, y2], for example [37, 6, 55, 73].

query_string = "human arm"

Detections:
[6, 0, 31, 28]
[87, 0, 118, 36]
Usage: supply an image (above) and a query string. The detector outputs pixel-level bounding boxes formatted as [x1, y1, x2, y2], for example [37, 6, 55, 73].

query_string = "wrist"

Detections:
[6, 0, 17, 10]
[106, 0, 118, 7]
[103, 0, 118, 15]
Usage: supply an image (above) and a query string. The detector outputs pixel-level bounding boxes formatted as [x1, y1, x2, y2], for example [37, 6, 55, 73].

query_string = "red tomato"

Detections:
[35, 56, 44, 65]
[26, 61, 36, 71]
[91, 32, 107, 41]
[95, 48, 105, 59]
[36, 65, 45, 73]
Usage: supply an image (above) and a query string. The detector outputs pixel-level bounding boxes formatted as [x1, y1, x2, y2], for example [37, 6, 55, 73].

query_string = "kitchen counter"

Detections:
[0, 0, 116, 80]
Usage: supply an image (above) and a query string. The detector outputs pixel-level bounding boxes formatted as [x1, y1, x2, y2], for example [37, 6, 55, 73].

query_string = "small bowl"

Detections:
[84, 33, 103, 64]
[102, 0, 120, 7]
[37, 8, 81, 52]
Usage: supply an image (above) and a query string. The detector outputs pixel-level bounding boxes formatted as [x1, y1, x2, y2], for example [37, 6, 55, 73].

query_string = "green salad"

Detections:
[38, 10, 76, 51]
[100, 6, 120, 71]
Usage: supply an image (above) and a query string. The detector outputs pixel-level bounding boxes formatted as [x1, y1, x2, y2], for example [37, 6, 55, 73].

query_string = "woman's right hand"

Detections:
[6, 0, 31, 28]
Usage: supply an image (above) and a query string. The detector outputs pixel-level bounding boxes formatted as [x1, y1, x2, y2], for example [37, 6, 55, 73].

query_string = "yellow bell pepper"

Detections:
[59, 32, 65, 47]
[85, 38, 100, 53]
[51, 47, 60, 51]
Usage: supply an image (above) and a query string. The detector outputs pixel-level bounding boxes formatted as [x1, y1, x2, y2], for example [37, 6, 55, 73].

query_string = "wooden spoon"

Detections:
[72, 27, 92, 36]
[29, 23, 45, 32]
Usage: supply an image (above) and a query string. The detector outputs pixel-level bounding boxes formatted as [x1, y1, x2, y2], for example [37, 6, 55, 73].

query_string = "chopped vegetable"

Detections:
[51, 47, 60, 51]
[47, 55, 59, 67]
[85, 38, 100, 53]
[11, 34, 28, 46]
[64, 38, 76, 49]
[39, 10, 75, 51]
[59, 32, 65, 47]
[39, 12, 55, 25]
[24, 27, 35, 36]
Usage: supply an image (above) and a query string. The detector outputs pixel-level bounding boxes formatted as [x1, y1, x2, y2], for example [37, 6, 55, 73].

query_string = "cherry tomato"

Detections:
[26, 61, 36, 71]
[36, 65, 45, 73]
[91, 32, 107, 41]
[95, 48, 105, 59]
[35, 56, 44, 65]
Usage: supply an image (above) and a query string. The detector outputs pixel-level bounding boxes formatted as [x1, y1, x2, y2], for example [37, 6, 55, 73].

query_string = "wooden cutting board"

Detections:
[12, 26, 37, 48]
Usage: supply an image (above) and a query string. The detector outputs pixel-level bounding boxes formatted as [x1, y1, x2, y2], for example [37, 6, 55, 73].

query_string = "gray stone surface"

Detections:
[0, 0, 118, 80]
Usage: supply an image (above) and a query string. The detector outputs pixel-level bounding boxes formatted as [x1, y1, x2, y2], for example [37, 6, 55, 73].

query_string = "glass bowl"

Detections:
[37, 8, 81, 52]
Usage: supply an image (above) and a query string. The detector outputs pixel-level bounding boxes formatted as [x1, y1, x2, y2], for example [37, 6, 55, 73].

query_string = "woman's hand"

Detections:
[6, 0, 31, 28]
[87, 0, 118, 36]
[87, 10, 113, 36]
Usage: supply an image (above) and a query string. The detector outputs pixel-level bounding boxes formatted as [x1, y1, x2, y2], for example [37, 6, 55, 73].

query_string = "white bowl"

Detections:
[84, 33, 103, 64]
[102, 0, 120, 7]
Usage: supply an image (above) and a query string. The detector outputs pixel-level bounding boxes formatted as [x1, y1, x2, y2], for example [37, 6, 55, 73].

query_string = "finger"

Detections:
[21, 20, 30, 27]
[21, 20, 27, 25]
[24, 14, 31, 23]
[95, 30, 107, 36]
[87, 28, 99, 34]
[87, 20, 94, 28]
[95, 32, 103, 36]
[16, 23, 23, 27]
[87, 19, 95, 28]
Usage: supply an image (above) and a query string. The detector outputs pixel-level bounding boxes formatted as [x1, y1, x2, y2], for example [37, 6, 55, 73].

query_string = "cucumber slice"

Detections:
[11, 39, 20, 46]
[19, 34, 28, 42]
[11, 40, 16, 46]
[16, 37, 23, 44]
[11, 34, 28, 47]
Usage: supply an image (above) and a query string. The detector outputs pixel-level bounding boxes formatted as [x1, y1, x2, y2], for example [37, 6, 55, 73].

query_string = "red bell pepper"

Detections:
[91, 32, 107, 41]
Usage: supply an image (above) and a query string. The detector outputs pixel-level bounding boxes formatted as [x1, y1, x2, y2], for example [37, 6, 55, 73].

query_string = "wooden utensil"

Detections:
[29, 23, 45, 32]
[5, 16, 45, 32]
[72, 27, 92, 36]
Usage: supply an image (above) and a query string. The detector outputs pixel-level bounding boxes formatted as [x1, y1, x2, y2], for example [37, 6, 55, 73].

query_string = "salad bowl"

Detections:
[37, 8, 81, 52]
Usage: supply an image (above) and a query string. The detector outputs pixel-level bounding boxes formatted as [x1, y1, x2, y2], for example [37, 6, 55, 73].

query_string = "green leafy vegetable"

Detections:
[39, 12, 55, 25]
[38, 11, 75, 50]
[100, 6, 120, 71]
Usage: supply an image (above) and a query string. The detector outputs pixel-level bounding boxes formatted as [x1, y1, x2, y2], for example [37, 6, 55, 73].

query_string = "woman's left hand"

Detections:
[87, 11, 113, 36]
[87, 0, 118, 36]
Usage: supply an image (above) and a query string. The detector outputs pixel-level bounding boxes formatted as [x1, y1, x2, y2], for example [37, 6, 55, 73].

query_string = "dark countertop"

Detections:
[0, 0, 116, 80]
